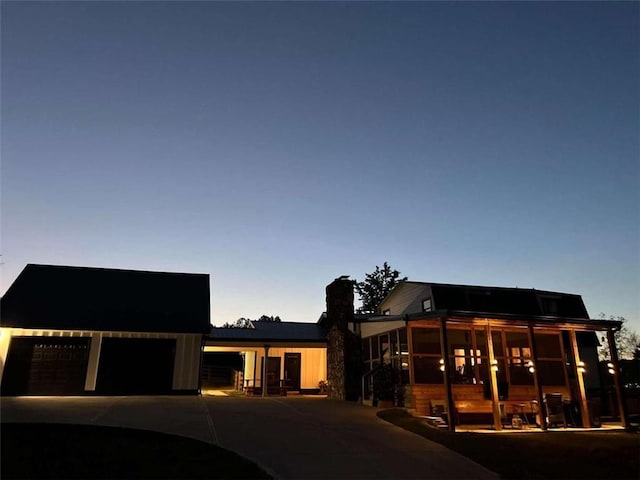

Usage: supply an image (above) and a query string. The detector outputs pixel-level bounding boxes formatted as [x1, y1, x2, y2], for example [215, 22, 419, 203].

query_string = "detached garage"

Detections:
[0, 264, 210, 396]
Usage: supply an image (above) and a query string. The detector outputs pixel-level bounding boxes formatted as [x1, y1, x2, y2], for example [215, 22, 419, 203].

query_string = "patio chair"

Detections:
[544, 393, 567, 428]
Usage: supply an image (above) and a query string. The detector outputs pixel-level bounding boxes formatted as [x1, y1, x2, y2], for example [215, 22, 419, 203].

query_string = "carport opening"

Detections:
[201, 352, 244, 391]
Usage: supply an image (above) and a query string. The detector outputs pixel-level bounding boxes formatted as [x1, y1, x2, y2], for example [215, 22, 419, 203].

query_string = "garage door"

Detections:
[96, 338, 176, 395]
[1, 337, 90, 395]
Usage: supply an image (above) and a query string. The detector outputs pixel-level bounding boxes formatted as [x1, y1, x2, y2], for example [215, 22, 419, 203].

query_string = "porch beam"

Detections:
[569, 330, 591, 428]
[607, 328, 629, 428]
[485, 326, 502, 431]
[527, 323, 546, 430]
[439, 317, 455, 432]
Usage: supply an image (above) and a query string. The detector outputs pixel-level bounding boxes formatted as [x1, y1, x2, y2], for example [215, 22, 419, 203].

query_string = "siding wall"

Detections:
[243, 346, 327, 390]
[379, 284, 432, 315]
[0, 328, 202, 392]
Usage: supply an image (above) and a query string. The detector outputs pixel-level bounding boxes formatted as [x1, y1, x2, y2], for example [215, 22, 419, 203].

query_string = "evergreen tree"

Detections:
[355, 262, 407, 313]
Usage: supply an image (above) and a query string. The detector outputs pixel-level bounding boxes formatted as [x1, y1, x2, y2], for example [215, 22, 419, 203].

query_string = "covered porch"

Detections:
[205, 322, 328, 397]
[407, 312, 628, 432]
[361, 312, 629, 432]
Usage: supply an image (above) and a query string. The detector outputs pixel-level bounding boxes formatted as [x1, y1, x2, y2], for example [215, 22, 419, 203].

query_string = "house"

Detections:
[205, 321, 327, 395]
[2, 264, 628, 431]
[0, 264, 210, 395]
[321, 278, 628, 431]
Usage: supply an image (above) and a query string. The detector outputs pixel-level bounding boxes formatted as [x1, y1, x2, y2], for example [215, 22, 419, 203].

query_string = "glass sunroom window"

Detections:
[505, 331, 534, 385]
[448, 328, 488, 385]
[534, 332, 565, 386]
[412, 327, 441, 354]
[411, 327, 443, 384]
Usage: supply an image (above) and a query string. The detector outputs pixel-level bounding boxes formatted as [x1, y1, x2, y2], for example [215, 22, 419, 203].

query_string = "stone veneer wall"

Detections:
[327, 324, 346, 400]
[325, 278, 361, 401]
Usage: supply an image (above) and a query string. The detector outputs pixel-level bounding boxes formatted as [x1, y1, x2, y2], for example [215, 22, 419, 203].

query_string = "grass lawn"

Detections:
[1, 423, 272, 479]
[378, 409, 639, 480]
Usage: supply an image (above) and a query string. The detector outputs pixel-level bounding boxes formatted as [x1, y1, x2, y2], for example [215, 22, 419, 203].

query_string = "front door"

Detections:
[261, 356, 281, 394]
[284, 353, 301, 391]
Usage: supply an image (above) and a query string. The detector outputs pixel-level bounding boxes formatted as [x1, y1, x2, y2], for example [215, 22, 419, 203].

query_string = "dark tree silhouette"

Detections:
[256, 315, 281, 323]
[598, 314, 640, 360]
[220, 315, 281, 328]
[355, 262, 407, 313]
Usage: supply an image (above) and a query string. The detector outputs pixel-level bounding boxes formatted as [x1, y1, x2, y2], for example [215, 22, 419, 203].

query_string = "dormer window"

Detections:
[542, 298, 558, 315]
[541, 297, 559, 315]
[422, 298, 433, 312]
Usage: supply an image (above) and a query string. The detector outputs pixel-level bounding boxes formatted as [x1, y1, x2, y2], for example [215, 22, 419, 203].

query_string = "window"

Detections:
[362, 338, 371, 362]
[371, 337, 380, 362]
[411, 327, 443, 384]
[379, 334, 391, 363]
[505, 331, 533, 385]
[399, 328, 409, 383]
[540, 296, 560, 315]
[363, 329, 409, 384]
[412, 328, 441, 354]
[534, 333, 565, 386]
[422, 298, 433, 312]
[413, 357, 444, 384]
[382, 309, 391, 316]
[448, 328, 488, 385]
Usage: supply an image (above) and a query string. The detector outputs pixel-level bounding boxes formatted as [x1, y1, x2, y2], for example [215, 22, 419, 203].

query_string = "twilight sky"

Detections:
[1, 2, 639, 329]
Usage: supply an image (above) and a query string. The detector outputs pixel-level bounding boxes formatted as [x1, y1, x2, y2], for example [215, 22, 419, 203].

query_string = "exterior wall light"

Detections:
[607, 362, 616, 375]
[577, 361, 586, 374]
[490, 359, 498, 372]
[439, 359, 445, 372]
[526, 360, 535, 373]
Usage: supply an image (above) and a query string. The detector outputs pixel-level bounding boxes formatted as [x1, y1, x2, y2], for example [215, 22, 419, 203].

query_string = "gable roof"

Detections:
[209, 321, 326, 343]
[1, 264, 211, 333]
[379, 281, 590, 319]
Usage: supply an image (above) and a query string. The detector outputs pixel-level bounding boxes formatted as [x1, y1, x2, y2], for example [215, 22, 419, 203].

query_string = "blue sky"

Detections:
[2, 2, 638, 329]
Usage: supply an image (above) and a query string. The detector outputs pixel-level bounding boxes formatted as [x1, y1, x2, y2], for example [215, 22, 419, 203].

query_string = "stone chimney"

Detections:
[325, 276, 360, 401]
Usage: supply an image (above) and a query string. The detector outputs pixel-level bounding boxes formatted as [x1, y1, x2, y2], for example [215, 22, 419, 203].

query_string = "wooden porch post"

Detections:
[607, 328, 629, 428]
[262, 344, 270, 397]
[407, 322, 415, 386]
[253, 351, 257, 390]
[569, 330, 591, 428]
[439, 317, 455, 432]
[485, 325, 502, 431]
[527, 323, 546, 430]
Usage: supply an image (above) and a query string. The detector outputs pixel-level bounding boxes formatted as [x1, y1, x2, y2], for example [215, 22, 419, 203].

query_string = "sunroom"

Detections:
[360, 283, 629, 432]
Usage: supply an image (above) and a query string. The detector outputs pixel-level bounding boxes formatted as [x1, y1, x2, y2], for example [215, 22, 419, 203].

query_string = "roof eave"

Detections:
[405, 310, 623, 330]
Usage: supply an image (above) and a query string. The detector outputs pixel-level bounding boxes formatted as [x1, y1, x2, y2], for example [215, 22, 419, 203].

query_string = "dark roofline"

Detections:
[2, 263, 211, 333]
[208, 321, 327, 343]
[21, 263, 209, 277]
[390, 280, 585, 298]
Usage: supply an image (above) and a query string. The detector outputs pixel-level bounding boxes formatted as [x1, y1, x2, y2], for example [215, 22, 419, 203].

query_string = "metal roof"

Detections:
[209, 321, 327, 343]
[379, 281, 590, 319]
[1, 264, 211, 333]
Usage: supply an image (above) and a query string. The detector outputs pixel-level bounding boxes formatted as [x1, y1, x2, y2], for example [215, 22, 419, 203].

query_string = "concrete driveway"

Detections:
[1, 395, 498, 480]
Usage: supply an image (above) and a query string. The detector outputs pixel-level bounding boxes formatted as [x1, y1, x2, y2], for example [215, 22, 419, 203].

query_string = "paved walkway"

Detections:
[1, 395, 498, 480]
